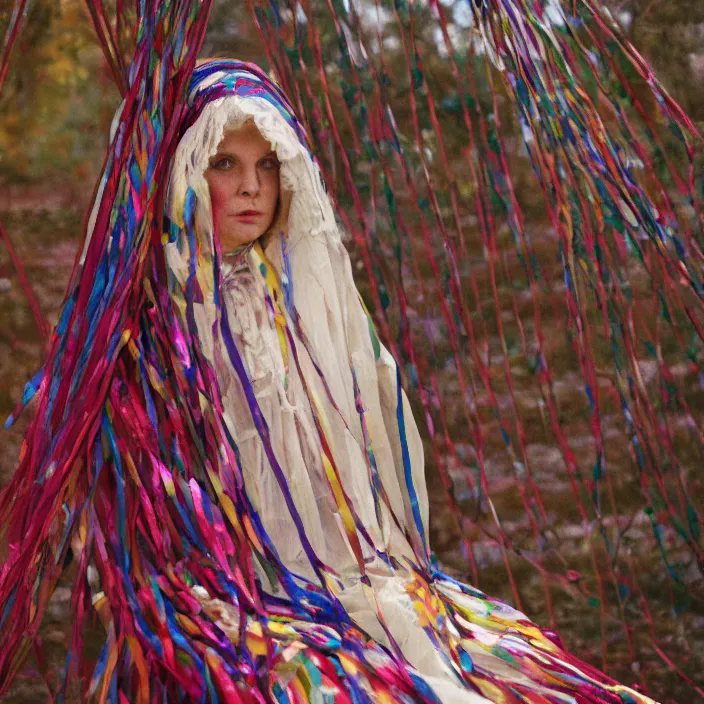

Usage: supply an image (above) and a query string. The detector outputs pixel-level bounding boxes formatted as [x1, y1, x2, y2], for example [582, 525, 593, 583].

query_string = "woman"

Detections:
[0, 60, 656, 703]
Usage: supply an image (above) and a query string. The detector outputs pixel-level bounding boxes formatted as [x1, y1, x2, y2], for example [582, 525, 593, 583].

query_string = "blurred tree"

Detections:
[0, 0, 118, 186]
[605, 0, 704, 124]
[203, 0, 270, 63]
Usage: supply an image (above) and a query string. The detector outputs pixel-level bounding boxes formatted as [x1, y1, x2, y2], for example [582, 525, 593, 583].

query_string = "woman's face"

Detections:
[205, 121, 280, 252]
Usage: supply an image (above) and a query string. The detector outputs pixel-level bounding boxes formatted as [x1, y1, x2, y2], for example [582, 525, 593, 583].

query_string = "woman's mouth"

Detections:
[234, 210, 263, 222]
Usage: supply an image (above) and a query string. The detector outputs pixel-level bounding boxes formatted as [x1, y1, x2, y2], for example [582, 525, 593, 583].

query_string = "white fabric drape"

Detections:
[214, 245, 483, 701]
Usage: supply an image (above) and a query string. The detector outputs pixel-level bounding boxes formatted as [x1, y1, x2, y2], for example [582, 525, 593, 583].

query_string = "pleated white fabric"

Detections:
[213, 246, 486, 702]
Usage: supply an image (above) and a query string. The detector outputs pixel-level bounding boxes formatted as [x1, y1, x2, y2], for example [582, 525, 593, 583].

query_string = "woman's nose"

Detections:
[238, 165, 259, 197]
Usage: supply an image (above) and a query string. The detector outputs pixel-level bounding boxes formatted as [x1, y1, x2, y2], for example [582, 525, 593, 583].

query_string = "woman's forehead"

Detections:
[217, 122, 274, 155]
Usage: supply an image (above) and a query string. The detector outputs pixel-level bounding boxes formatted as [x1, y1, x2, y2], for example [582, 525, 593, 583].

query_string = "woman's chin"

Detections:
[220, 228, 266, 252]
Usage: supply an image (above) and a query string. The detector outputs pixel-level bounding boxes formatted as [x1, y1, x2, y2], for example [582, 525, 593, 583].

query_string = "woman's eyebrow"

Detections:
[210, 150, 278, 159]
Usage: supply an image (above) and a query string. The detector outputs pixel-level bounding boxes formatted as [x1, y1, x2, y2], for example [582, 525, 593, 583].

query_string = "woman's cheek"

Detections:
[209, 182, 228, 231]
[264, 174, 280, 217]
[209, 183, 224, 214]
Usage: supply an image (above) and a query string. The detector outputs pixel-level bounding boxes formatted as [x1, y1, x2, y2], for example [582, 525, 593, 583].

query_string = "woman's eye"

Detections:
[211, 157, 234, 170]
[260, 158, 280, 170]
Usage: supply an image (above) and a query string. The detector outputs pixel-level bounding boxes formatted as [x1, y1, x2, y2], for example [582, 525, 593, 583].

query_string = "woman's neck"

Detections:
[222, 241, 255, 268]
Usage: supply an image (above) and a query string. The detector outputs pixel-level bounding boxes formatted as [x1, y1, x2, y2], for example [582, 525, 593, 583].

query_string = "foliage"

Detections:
[0, 0, 119, 184]
[605, 0, 704, 124]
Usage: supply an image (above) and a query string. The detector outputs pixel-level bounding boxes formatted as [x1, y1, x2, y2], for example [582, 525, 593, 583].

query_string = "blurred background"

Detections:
[1, 0, 704, 701]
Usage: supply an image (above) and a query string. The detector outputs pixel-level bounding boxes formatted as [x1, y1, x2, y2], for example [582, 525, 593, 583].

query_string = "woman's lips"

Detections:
[233, 210, 263, 223]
